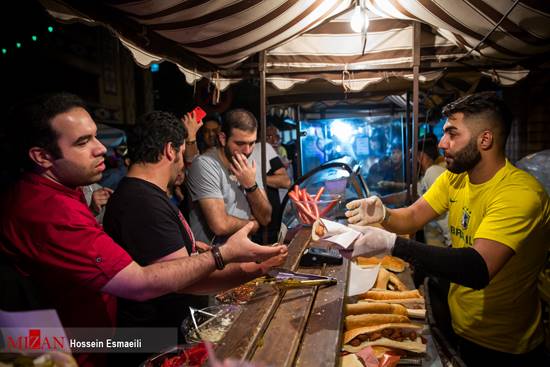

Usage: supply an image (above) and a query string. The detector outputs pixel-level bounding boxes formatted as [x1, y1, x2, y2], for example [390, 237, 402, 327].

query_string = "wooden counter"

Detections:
[214, 228, 438, 366]
[214, 227, 349, 366]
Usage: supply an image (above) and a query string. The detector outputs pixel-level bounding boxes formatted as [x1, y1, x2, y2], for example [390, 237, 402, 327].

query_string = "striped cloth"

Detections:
[40, 0, 550, 90]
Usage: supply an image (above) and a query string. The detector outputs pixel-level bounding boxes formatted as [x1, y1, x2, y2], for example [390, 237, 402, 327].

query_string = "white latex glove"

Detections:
[345, 196, 387, 225]
[348, 226, 396, 258]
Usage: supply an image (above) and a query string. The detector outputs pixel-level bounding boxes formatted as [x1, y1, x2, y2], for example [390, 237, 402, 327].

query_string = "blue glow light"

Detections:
[330, 120, 354, 141]
[150, 63, 160, 72]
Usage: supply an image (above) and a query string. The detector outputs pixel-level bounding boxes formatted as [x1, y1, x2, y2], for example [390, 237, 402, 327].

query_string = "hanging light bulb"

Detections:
[350, 5, 364, 33]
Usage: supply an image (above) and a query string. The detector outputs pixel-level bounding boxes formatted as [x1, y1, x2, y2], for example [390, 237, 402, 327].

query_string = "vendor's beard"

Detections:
[447, 138, 481, 174]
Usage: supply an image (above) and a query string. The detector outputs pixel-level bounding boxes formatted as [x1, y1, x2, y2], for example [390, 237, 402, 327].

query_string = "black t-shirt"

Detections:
[255, 156, 285, 244]
[103, 177, 207, 335]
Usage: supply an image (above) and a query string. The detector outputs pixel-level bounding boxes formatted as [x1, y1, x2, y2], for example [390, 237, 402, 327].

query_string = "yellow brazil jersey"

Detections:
[423, 159, 550, 353]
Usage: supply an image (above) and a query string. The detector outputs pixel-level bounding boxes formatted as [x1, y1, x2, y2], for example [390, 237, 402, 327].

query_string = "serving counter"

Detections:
[214, 227, 432, 366]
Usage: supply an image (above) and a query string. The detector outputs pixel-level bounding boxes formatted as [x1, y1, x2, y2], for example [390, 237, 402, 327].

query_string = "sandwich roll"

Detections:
[406, 309, 426, 319]
[311, 219, 327, 241]
[388, 273, 408, 291]
[343, 323, 427, 354]
[359, 298, 425, 309]
[345, 302, 407, 316]
[356, 255, 406, 273]
[375, 267, 390, 289]
[345, 313, 410, 330]
[359, 289, 422, 301]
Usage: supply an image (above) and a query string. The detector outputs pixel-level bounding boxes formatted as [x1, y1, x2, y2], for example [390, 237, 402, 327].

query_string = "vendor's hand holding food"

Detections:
[344, 226, 396, 258]
[345, 196, 387, 225]
[230, 152, 257, 189]
[221, 222, 286, 263]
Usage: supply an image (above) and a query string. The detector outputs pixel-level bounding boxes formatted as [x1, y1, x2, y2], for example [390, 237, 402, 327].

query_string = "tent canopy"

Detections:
[40, 0, 550, 96]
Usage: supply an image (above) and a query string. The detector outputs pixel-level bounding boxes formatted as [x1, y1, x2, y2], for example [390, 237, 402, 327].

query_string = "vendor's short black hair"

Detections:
[128, 111, 187, 164]
[442, 92, 512, 147]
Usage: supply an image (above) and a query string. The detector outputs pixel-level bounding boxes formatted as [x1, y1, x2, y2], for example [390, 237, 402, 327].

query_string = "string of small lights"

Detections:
[0, 22, 161, 74]
[1, 26, 55, 56]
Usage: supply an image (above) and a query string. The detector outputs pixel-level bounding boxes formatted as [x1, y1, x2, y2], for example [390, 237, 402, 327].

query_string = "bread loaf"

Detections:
[345, 302, 407, 316]
[388, 273, 408, 291]
[345, 313, 410, 330]
[374, 267, 390, 289]
[359, 289, 421, 301]
[356, 255, 406, 272]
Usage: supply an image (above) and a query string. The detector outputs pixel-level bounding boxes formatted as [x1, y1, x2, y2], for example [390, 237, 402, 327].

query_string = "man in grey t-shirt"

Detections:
[187, 109, 272, 244]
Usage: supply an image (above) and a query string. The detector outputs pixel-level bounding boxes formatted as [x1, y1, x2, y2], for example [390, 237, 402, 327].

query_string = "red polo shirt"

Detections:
[0, 172, 132, 325]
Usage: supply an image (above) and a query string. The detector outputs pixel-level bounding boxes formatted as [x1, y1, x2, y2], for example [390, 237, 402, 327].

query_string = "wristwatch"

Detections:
[244, 182, 258, 194]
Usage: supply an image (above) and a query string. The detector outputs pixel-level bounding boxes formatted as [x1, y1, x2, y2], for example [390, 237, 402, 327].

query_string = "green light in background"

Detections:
[47, 26, 54, 32]
[16, 42, 21, 49]
[1, 48, 7, 55]
[32, 35, 37, 41]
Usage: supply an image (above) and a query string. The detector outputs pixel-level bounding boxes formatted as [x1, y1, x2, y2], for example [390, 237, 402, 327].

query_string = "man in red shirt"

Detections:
[0, 93, 287, 366]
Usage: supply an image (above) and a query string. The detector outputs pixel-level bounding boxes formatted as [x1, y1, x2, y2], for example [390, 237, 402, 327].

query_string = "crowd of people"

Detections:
[0, 91, 548, 366]
[0, 93, 289, 367]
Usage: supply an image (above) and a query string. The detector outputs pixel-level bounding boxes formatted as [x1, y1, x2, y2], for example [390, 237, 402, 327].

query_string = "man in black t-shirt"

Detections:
[103, 112, 287, 360]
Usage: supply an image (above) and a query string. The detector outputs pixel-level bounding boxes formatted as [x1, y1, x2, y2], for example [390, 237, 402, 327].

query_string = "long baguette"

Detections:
[359, 289, 421, 300]
[359, 298, 425, 307]
[345, 302, 407, 316]
[345, 313, 410, 330]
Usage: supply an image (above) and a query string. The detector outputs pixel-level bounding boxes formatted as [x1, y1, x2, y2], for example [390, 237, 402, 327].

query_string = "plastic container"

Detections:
[181, 304, 242, 344]
[291, 193, 343, 225]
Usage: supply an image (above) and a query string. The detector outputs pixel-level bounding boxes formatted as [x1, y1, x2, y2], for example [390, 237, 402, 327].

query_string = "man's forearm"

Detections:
[392, 237, 490, 289]
[109, 252, 218, 301]
[246, 189, 272, 225]
[266, 174, 291, 189]
[382, 207, 424, 234]
[184, 142, 199, 163]
[210, 214, 251, 236]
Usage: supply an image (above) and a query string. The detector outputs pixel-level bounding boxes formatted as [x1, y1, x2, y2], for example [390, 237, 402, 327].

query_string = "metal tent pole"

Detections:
[411, 21, 421, 201]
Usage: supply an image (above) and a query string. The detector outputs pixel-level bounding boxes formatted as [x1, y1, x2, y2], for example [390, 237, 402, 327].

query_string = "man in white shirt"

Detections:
[417, 135, 450, 246]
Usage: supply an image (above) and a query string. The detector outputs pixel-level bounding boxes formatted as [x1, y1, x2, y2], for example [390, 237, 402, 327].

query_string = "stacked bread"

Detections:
[341, 256, 427, 365]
